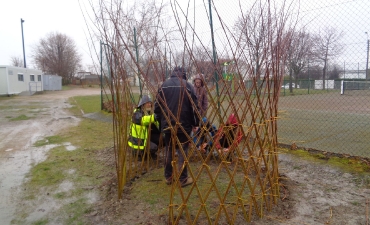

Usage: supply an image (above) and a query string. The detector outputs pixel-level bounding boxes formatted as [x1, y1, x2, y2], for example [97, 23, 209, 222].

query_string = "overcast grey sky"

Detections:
[0, 0, 91, 68]
[1, 0, 369, 73]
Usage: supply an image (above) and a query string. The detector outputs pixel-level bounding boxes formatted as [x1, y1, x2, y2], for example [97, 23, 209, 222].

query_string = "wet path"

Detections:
[0, 87, 100, 224]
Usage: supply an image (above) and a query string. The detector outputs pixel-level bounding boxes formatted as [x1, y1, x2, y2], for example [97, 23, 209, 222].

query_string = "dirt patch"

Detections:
[85, 147, 167, 225]
[0, 86, 101, 224]
[2, 86, 370, 224]
[86, 146, 370, 225]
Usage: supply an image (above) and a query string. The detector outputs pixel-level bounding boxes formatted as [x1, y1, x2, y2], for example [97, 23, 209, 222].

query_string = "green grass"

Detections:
[54, 192, 67, 199]
[103, 92, 141, 105]
[13, 94, 114, 225]
[33, 135, 64, 147]
[132, 92, 141, 103]
[10, 114, 32, 121]
[280, 88, 338, 96]
[11, 86, 370, 224]
[0, 103, 44, 110]
[276, 90, 370, 158]
[132, 162, 257, 219]
[63, 198, 91, 225]
[281, 148, 370, 174]
[328, 156, 370, 173]
[31, 219, 48, 225]
[72, 95, 101, 114]
[62, 85, 71, 91]
[0, 95, 16, 101]
[350, 201, 360, 206]
[281, 148, 370, 190]
[70, 93, 141, 114]
[68, 91, 141, 116]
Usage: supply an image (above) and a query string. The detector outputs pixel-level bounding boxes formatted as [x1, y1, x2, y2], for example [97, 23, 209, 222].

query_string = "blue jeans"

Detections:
[164, 132, 190, 182]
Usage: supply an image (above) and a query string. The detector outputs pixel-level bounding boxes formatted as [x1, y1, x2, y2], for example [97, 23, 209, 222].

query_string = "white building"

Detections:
[0, 66, 43, 95]
[43, 74, 62, 91]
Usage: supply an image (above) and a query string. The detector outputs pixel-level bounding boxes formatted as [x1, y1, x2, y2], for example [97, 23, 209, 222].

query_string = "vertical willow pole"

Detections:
[366, 39, 369, 80]
[165, 46, 168, 80]
[308, 60, 310, 94]
[100, 40, 103, 110]
[134, 27, 142, 98]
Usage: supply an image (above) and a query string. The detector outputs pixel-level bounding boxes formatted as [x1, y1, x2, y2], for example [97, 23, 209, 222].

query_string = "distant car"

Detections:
[281, 83, 300, 89]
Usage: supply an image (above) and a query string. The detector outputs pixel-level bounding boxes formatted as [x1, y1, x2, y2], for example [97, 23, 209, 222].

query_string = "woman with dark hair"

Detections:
[193, 73, 208, 117]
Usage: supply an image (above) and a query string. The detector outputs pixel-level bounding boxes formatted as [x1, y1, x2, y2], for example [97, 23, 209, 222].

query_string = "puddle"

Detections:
[65, 145, 77, 151]
[67, 169, 76, 175]
[25, 196, 60, 223]
[56, 180, 74, 192]
[83, 112, 112, 123]
[0, 88, 91, 224]
[0, 144, 58, 224]
[85, 191, 99, 204]
[63, 142, 77, 151]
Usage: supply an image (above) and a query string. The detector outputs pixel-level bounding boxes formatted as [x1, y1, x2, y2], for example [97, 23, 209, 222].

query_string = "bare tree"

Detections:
[97, 0, 171, 85]
[234, 1, 294, 83]
[10, 56, 24, 67]
[327, 63, 341, 80]
[32, 32, 82, 84]
[300, 64, 322, 80]
[191, 46, 213, 79]
[286, 30, 316, 91]
[88, 0, 298, 222]
[234, 5, 269, 79]
[314, 27, 344, 89]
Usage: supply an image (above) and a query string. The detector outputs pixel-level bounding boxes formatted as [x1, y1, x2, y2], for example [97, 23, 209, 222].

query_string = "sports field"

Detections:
[277, 91, 370, 158]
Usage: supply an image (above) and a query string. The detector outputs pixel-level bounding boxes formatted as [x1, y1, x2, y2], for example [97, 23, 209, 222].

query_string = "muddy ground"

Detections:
[0, 87, 100, 224]
[90, 148, 370, 225]
[1, 86, 370, 224]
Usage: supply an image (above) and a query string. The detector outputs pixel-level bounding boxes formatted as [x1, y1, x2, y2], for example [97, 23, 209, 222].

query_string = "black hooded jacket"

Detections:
[154, 67, 200, 134]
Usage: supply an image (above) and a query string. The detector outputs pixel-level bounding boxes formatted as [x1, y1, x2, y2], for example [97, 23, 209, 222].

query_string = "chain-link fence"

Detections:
[273, 1, 370, 158]
[90, 0, 370, 223]
[278, 79, 370, 158]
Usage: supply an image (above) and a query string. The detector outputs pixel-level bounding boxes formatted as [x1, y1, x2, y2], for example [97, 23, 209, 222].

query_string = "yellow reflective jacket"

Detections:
[128, 108, 159, 150]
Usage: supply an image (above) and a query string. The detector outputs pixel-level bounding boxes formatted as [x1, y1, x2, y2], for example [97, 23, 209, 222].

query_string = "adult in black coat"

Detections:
[154, 66, 199, 187]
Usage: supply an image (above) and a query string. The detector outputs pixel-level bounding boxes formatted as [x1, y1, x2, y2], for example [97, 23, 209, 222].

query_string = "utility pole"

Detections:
[366, 32, 369, 80]
[21, 18, 26, 68]
[208, 0, 220, 113]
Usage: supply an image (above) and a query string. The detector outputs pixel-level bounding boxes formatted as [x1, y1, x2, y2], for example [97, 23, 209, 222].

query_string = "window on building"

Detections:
[30, 75, 35, 81]
[18, 74, 24, 81]
[37, 75, 42, 81]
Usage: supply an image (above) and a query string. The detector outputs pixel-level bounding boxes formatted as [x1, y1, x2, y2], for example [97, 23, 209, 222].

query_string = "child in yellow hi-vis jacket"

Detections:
[128, 95, 160, 159]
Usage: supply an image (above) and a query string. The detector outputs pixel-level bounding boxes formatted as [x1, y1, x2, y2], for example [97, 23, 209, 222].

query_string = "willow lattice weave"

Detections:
[95, 0, 296, 223]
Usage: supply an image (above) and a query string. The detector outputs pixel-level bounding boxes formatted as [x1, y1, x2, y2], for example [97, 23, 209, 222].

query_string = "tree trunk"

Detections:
[289, 68, 293, 93]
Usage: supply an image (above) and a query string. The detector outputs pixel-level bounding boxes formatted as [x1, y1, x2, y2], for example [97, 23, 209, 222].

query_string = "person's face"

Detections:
[144, 102, 152, 111]
[194, 79, 202, 88]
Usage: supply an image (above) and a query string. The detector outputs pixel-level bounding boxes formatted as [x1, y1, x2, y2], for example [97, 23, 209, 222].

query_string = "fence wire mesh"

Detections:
[93, 0, 370, 223]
